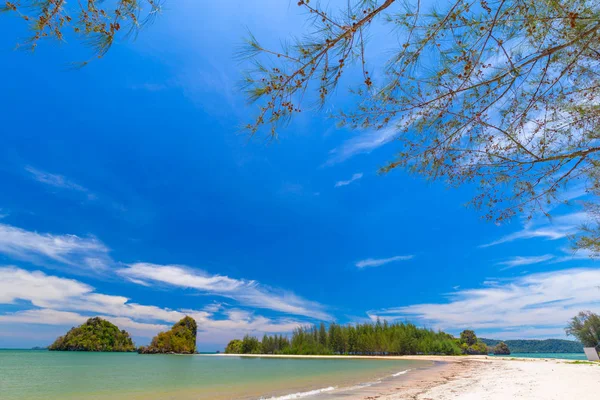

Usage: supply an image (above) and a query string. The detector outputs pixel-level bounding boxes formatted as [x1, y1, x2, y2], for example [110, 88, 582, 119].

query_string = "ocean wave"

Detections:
[262, 368, 411, 399]
[261, 386, 336, 400]
[392, 369, 411, 377]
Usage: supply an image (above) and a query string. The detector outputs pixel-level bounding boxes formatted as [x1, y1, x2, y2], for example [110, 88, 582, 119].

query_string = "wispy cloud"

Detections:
[0, 223, 112, 272]
[497, 254, 554, 269]
[356, 255, 414, 268]
[553, 247, 594, 263]
[25, 166, 95, 200]
[370, 268, 600, 339]
[334, 173, 363, 187]
[0, 267, 307, 341]
[118, 263, 332, 320]
[0, 224, 331, 321]
[327, 126, 397, 165]
[480, 212, 588, 248]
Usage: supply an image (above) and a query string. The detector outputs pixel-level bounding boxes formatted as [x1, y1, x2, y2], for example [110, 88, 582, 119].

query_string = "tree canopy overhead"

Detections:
[1, 0, 162, 64]
[4, 0, 600, 250]
[240, 0, 600, 252]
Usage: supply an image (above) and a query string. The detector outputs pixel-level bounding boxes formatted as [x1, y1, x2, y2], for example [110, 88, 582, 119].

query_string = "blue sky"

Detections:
[0, 0, 598, 350]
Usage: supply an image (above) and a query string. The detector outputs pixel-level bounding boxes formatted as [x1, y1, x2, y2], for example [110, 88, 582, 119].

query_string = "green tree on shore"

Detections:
[566, 311, 600, 348]
[458, 330, 488, 355]
[228, 320, 465, 356]
[225, 339, 243, 354]
[460, 330, 477, 346]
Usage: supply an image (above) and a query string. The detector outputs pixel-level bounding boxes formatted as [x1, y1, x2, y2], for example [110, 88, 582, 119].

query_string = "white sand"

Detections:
[384, 357, 600, 400]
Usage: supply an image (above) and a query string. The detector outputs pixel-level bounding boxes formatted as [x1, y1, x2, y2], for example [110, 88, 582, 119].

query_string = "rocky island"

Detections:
[49, 317, 136, 352]
[138, 316, 197, 354]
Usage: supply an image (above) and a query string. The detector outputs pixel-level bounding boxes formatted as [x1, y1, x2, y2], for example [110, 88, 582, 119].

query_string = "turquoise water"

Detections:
[491, 352, 586, 360]
[0, 350, 431, 400]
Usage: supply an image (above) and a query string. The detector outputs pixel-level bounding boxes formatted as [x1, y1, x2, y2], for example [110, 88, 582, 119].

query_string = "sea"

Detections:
[0, 350, 432, 400]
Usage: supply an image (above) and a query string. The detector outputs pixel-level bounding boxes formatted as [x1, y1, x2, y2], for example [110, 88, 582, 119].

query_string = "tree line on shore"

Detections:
[225, 321, 501, 356]
[46, 311, 600, 357]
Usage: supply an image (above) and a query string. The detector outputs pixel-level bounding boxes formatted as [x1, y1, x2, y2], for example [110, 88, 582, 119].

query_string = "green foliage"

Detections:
[48, 317, 135, 352]
[241, 334, 262, 354]
[260, 334, 290, 354]
[568, 360, 600, 365]
[225, 339, 243, 354]
[240, 0, 600, 252]
[139, 316, 197, 354]
[493, 342, 511, 355]
[566, 311, 600, 348]
[458, 330, 488, 355]
[460, 330, 477, 346]
[481, 338, 584, 353]
[229, 321, 463, 356]
[1, 0, 163, 62]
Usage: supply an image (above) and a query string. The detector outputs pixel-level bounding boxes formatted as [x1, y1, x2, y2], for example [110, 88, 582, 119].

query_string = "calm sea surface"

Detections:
[0, 350, 432, 400]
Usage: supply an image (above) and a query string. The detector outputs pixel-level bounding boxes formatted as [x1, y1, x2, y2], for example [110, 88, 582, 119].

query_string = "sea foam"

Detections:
[392, 369, 411, 377]
[262, 386, 336, 400]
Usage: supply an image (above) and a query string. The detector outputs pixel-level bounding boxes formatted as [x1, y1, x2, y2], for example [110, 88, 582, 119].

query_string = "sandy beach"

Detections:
[376, 356, 600, 400]
[208, 354, 600, 399]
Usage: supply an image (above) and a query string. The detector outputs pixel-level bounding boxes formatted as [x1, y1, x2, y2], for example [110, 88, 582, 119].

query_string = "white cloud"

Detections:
[480, 212, 588, 248]
[327, 126, 397, 164]
[0, 266, 91, 304]
[118, 263, 332, 321]
[0, 223, 112, 271]
[497, 254, 554, 269]
[553, 247, 594, 263]
[355, 255, 414, 268]
[25, 166, 95, 200]
[0, 309, 88, 326]
[334, 173, 363, 187]
[0, 309, 169, 335]
[0, 267, 309, 341]
[371, 268, 600, 339]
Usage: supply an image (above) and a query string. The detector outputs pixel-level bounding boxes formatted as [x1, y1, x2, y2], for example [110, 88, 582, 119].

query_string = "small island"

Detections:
[49, 317, 136, 352]
[138, 316, 197, 354]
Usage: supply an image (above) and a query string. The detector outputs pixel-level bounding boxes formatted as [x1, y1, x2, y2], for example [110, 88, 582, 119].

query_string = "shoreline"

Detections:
[202, 352, 572, 363]
[203, 354, 600, 399]
[201, 353, 470, 362]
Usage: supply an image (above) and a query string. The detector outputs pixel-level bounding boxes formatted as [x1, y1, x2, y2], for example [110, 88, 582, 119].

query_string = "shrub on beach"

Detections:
[566, 311, 600, 348]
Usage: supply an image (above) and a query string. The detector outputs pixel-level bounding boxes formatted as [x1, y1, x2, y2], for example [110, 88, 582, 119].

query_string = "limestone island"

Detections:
[49, 317, 136, 352]
[138, 316, 197, 354]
